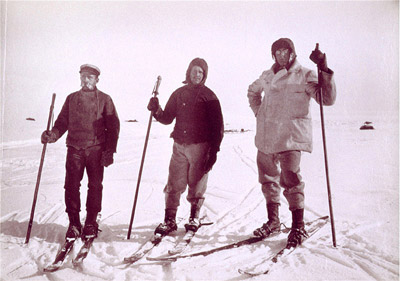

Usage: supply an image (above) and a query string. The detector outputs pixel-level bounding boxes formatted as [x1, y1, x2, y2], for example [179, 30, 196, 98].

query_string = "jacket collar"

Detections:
[80, 87, 99, 94]
[271, 59, 301, 74]
[287, 59, 301, 72]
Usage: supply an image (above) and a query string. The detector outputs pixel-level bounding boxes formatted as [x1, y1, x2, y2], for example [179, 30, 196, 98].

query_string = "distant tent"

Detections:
[126, 119, 138, 123]
[224, 128, 250, 133]
[26, 117, 35, 121]
[360, 121, 374, 130]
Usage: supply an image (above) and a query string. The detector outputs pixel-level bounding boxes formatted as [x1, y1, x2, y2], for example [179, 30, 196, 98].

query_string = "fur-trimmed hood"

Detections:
[183, 57, 208, 86]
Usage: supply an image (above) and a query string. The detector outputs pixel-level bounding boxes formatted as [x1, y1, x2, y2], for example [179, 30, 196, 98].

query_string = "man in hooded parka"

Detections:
[247, 38, 336, 248]
[147, 57, 224, 235]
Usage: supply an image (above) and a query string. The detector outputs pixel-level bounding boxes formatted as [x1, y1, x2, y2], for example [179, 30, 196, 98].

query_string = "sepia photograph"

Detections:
[0, 1, 398, 280]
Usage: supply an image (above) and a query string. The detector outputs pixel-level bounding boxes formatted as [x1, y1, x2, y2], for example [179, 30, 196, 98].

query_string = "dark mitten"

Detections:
[147, 97, 160, 112]
[204, 148, 218, 173]
[41, 130, 57, 144]
[309, 49, 328, 72]
[101, 150, 114, 167]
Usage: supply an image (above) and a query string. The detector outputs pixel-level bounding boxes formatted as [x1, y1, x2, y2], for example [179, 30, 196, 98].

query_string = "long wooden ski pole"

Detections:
[127, 76, 162, 239]
[314, 43, 337, 247]
[25, 93, 56, 243]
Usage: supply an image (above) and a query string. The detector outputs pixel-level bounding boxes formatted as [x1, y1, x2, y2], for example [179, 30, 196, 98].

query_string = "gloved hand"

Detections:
[41, 130, 57, 144]
[309, 49, 328, 72]
[204, 147, 218, 173]
[101, 150, 114, 167]
[147, 97, 160, 113]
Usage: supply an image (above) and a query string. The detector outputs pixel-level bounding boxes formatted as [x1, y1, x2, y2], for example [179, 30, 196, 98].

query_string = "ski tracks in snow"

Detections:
[203, 143, 263, 233]
[1, 127, 399, 280]
[268, 221, 400, 281]
[337, 222, 399, 280]
[231, 145, 257, 175]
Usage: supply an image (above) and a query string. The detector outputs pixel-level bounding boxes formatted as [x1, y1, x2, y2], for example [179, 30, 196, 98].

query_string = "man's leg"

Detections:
[279, 150, 307, 248]
[280, 150, 304, 214]
[64, 147, 85, 239]
[186, 143, 209, 231]
[155, 142, 188, 235]
[83, 145, 104, 239]
[253, 150, 281, 237]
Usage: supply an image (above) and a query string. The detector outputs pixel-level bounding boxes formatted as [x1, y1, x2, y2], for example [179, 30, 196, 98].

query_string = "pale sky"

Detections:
[1, 1, 398, 142]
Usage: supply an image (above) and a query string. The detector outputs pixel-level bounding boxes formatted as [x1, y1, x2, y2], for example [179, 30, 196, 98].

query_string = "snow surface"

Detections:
[0, 114, 398, 281]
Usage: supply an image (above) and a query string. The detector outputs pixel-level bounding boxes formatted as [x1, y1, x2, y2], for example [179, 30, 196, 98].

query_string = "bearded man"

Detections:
[41, 64, 120, 241]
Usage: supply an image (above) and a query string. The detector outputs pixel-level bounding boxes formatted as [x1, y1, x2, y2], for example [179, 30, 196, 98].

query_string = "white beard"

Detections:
[81, 82, 95, 90]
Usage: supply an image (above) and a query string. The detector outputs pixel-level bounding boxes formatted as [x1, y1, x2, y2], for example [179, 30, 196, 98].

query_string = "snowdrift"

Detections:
[1, 116, 398, 280]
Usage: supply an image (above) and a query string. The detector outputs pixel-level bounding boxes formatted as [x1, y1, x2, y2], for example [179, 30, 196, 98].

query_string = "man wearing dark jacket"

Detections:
[41, 64, 120, 241]
[147, 58, 224, 234]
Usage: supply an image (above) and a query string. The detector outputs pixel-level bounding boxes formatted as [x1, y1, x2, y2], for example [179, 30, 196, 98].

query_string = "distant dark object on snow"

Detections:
[224, 128, 250, 133]
[26, 117, 35, 121]
[126, 119, 138, 123]
[360, 121, 374, 130]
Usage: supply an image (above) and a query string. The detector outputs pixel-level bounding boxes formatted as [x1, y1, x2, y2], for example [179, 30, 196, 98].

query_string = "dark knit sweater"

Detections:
[155, 84, 224, 151]
[52, 88, 120, 152]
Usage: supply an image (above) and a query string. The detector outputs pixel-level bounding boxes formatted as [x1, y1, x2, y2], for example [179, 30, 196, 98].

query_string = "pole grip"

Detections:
[153, 76, 162, 97]
[46, 93, 56, 131]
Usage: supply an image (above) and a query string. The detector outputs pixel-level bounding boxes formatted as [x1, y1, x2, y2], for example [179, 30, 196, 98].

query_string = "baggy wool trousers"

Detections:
[257, 150, 305, 211]
[164, 142, 209, 211]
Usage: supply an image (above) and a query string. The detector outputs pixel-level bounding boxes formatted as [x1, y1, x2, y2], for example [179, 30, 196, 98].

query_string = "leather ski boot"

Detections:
[184, 199, 203, 232]
[286, 208, 308, 248]
[155, 208, 177, 235]
[253, 203, 281, 238]
[66, 212, 82, 240]
[82, 212, 99, 240]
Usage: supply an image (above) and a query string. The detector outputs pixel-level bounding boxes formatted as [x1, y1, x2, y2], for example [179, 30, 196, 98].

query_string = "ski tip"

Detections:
[238, 268, 269, 276]
[123, 255, 142, 264]
[238, 268, 255, 276]
[147, 256, 177, 262]
[168, 250, 179, 255]
[43, 264, 61, 273]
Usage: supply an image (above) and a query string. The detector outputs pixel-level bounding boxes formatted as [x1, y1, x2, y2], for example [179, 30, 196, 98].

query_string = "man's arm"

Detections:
[207, 97, 224, 152]
[152, 91, 178, 125]
[52, 95, 70, 139]
[308, 48, 337, 105]
[305, 69, 336, 106]
[103, 97, 120, 153]
[247, 73, 266, 116]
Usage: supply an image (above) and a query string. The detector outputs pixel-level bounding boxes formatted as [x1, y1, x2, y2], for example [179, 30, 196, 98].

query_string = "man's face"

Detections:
[80, 71, 99, 90]
[190, 66, 204, 85]
[275, 48, 290, 67]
